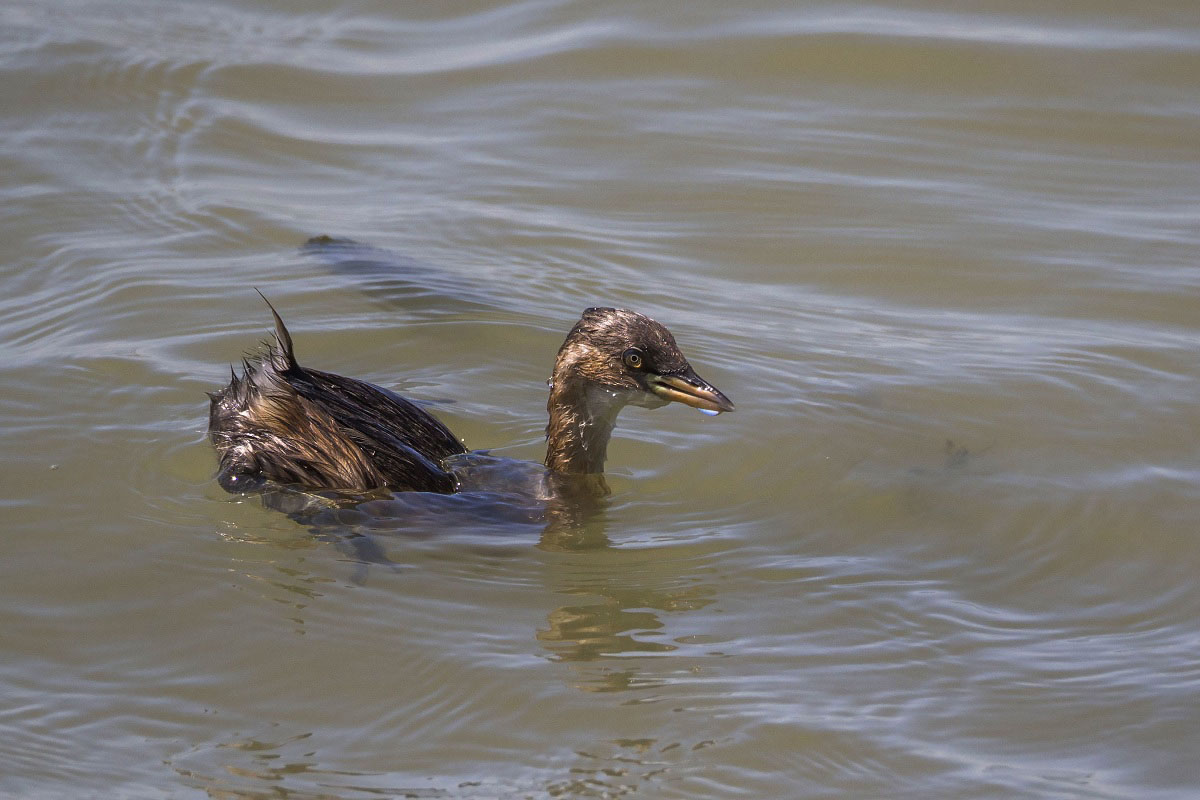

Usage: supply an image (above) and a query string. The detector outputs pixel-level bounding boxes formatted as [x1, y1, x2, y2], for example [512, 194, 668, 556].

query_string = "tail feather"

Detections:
[255, 288, 298, 371]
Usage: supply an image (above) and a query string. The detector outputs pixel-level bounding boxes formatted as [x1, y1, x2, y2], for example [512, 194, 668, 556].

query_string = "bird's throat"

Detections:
[544, 382, 628, 474]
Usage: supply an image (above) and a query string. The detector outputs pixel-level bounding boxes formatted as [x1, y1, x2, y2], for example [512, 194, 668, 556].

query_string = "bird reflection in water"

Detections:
[537, 576, 718, 693]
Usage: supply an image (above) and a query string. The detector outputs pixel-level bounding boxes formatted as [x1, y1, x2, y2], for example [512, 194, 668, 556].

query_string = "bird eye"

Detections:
[622, 348, 644, 369]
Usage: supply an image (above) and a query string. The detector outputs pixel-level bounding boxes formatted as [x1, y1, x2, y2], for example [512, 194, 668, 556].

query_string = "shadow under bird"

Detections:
[207, 295, 734, 501]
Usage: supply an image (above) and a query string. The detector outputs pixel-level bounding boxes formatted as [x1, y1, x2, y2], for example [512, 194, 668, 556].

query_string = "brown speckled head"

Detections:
[552, 307, 689, 392]
[544, 307, 734, 474]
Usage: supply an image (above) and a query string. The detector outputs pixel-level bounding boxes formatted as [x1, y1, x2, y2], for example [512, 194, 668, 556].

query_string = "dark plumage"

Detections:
[208, 298, 733, 498]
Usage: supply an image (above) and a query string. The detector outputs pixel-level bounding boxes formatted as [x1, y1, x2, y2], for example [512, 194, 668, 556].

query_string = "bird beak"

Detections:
[648, 367, 735, 413]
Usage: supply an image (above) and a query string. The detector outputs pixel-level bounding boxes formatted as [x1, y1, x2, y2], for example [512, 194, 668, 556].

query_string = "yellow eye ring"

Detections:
[622, 348, 644, 369]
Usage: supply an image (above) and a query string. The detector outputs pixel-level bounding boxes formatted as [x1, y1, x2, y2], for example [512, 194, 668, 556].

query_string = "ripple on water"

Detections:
[2, 0, 1200, 797]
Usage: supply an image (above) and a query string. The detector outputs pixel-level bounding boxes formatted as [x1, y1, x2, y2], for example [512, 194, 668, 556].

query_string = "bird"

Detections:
[207, 295, 733, 501]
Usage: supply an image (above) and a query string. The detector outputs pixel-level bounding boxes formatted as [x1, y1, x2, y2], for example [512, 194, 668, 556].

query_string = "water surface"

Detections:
[2, 1, 1199, 797]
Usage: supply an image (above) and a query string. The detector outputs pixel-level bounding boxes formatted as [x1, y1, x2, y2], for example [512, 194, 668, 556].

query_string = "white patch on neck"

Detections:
[583, 383, 634, 424]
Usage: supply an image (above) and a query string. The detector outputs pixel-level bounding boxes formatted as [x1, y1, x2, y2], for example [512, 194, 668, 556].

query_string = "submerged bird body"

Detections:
[208, 300, 732, 500]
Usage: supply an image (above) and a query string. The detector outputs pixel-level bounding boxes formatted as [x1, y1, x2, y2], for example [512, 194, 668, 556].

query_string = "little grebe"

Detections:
[208, 297, 733, 497]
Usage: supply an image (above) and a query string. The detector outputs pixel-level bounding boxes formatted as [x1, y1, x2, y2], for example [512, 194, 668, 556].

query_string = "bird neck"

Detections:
[544, 377, 628, 475]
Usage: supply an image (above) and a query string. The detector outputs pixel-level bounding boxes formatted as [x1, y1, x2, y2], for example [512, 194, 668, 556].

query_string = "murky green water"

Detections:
[2, 1, 1199, 797]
